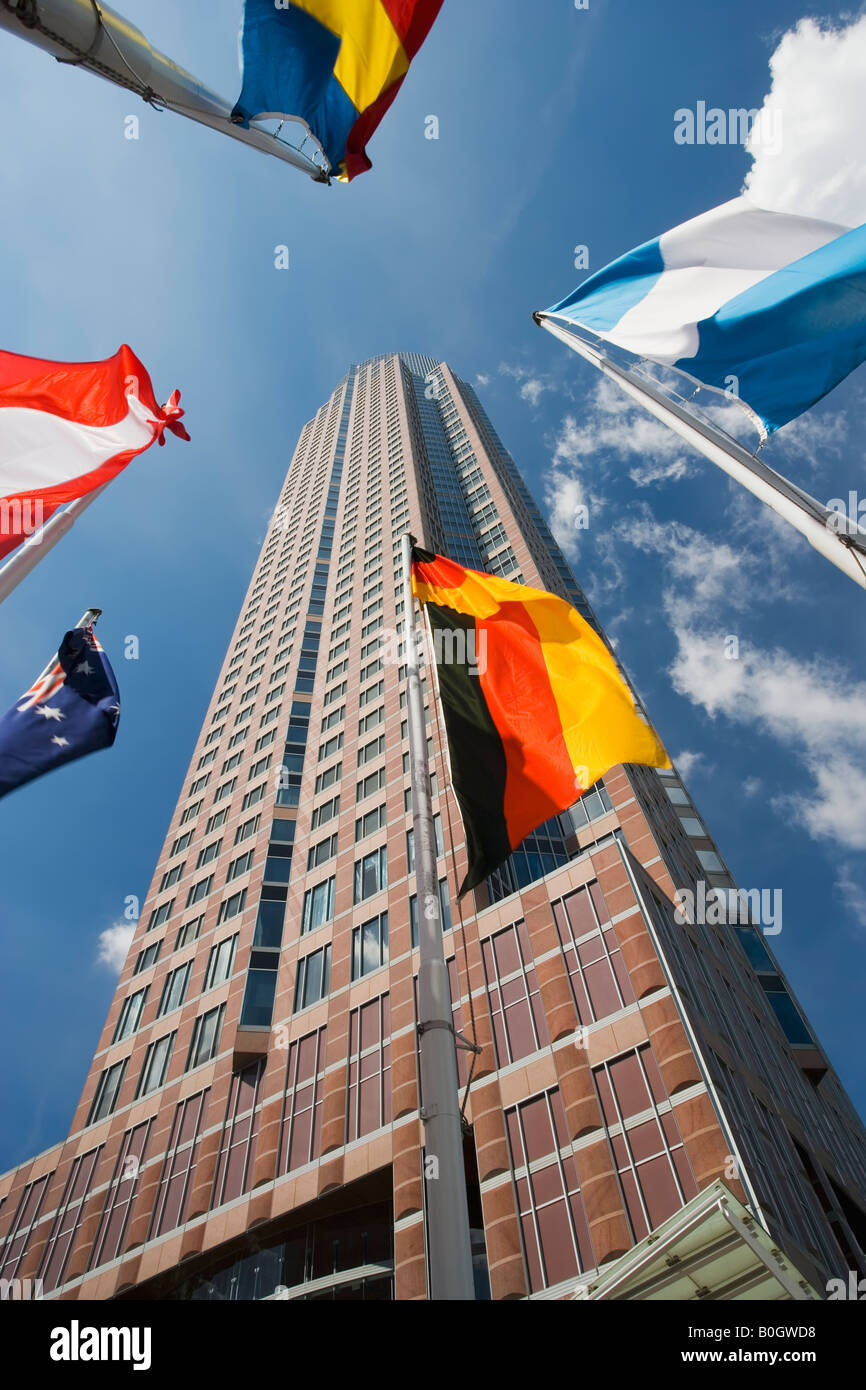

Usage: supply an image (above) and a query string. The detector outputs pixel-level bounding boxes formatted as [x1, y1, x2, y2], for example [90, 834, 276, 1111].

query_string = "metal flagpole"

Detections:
[534, 311, 866, 592]
[0, 0, 328, 180]
[22, 608, 102, 699]
[75, 607, 101, 629]
[399, 532, 476, 1302]
[0, 485, 110, 606]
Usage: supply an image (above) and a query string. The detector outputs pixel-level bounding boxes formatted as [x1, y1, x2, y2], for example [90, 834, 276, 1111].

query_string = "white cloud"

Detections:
[544, 424, 595, 560]
[670, 628, 866, 852]
[836, 863, 866, 929]
[96, 922, 134, 973]
[542, 380, 697, 559]
[498, 362, 556, 408]
[554, 378, 694, 470]
[617, 507, 866, 852]
[742, 776, 762, 798]
[520, 378, 549, 407]
[475, 373, 491, 387]
[743, 16, 866, 226]
[672, 750, 706, 780]
[627, 456, 691, 488]
[623, 512, 759, 619]
[773, 407, 851, 471]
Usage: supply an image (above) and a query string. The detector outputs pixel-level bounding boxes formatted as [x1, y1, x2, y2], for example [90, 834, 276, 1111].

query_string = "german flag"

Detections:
[411, 548, 670, 894]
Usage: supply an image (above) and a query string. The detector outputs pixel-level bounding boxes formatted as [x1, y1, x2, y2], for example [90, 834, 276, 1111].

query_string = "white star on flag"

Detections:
[35, 705, 65, 722]
[75, 660, 94, 675]
[50, 736, 69, 748]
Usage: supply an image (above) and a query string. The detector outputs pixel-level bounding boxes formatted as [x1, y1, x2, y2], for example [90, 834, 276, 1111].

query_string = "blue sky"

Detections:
[1, 0, 865, 1172]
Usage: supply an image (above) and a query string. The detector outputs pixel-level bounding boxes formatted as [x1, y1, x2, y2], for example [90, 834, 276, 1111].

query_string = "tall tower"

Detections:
[2, 353, 865, 1302]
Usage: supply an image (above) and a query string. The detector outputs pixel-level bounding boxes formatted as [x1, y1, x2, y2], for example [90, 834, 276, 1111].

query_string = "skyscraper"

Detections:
[2, 353, 865, 1303]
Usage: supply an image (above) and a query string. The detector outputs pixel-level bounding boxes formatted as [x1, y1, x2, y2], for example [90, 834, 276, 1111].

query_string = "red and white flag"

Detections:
[0, 344, 189, 561]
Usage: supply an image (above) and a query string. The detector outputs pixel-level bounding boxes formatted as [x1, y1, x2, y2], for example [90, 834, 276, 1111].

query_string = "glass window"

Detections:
[294, 945, 332, 1011]
[218, 889, 247, 924]
[113, 987, 148, 1043]
[175, 916, 203, 951]
[134, 941, 161, 975]
[276, 776, 301, 808]
[306, 834, 338, 870]
[186, 1004, 226, 1070]
[186, 875, 213, 907]
[254, 899, 285, 949]
[358, 707, 384, 735]
[197, 839, 221, 868]
[697, 849, 724, 872]
[357, 769, 385, 800]
[680, 817, 706, 838]
[235, 814, 260, 845]
[439, 877, 452, 933]
[760, 981, 814, 1046]
[302, 877, 335, 933]
[147, 899, 173, 931]
[358, 736, 385, 766]
[569, 780, 613, 830]
[734, 927, 774, 972]
[481, 921, 549, 1067]
[157, 963, 191, 1018]
[353, 847, 388, 903]
[406, 816, 443, 870]
[665, 785, 690, 806]
[264, 855, 292, 883]
[87, 1059, 127, 1126]
[409, 877, 452, 947]
[591, 1046, 696, 1243]
[136, 1033, 175, 1098]
[243, 784, 267, 810]
[352, 912, 389, 980]
[346, 994, 391, 1142]
[355, 805, 386, 840]
[204, 935, 238, 991]
[240, 952, 279, 1028]
[505, 1088, 596, 1292]
[311, 795, 340, 828]
[318, 733, 343, 762]
[552, 885, 634, 1026]
[315, 762, 341, 793]
[226, 850, 254, 882]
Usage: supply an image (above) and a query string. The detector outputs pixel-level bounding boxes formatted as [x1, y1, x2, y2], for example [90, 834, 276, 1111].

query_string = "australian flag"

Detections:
[0, 625, 120, 799]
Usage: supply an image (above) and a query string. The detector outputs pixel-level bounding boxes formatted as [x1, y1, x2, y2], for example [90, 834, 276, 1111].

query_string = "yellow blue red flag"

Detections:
[232, 0, 444, 181]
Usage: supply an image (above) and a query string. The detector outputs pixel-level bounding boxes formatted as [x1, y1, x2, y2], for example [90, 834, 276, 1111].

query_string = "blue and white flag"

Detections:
[0, 625, 120, 799]
[545, 196, 866, 434]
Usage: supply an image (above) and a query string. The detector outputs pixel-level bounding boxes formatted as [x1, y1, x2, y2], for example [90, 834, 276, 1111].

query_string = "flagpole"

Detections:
[0, 0, 328, 181]
[23, 609, 103, 694]
[534, 312, 866, 592]
[399, 531, 476, 1302]
[0, 485, 108, 606]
